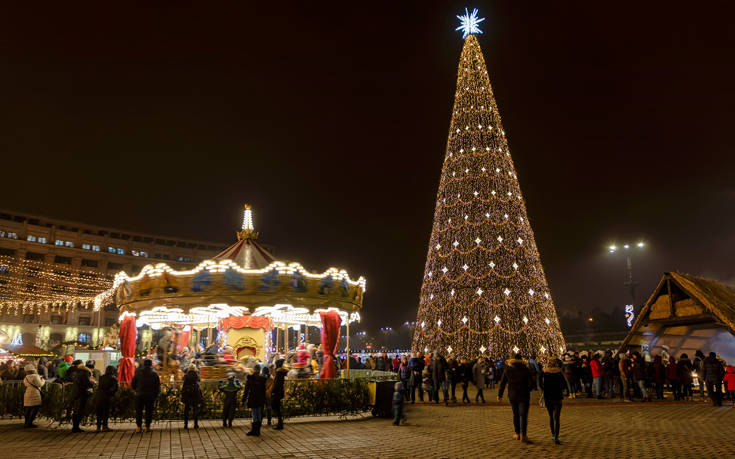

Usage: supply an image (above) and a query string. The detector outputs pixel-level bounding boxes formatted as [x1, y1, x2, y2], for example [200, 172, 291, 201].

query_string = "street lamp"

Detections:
[608, 241, 646, 305]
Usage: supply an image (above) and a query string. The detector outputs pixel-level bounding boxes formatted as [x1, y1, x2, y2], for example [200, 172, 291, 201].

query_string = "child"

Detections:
[392, 382, 406, 425]
[724, 365, 735, 406]
[218, 371, 242, 428]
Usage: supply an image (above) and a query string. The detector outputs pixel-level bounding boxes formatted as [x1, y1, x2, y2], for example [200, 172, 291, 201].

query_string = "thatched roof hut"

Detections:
[618, 272, 735, 363]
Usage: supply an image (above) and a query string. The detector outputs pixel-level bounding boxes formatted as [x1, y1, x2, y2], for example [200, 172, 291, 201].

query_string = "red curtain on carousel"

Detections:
[117, 315, 137, 384]
[319, 311, 341, 379]
[176, 326, 191, 352]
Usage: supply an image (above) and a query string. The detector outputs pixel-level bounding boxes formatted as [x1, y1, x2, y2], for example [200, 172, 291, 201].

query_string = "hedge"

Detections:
[0, 377, 378, 424]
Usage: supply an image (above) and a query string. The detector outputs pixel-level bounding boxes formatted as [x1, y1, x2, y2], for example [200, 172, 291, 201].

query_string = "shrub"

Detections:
[0, 377, 379, 424]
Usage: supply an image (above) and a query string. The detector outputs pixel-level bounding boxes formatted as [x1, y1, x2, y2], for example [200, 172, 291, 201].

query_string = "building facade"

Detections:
[0, 209, 226, 350]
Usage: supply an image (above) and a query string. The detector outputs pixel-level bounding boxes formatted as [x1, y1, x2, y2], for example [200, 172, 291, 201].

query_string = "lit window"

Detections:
[7, 232, 18, 239]
[131, 250, 140, 257]
[108, 247, 116, 253]
[140, 251, 148, 257]
[178, 256, 184, 261]
[117, 248, 124, 255]
[27, 235, 37, 242]
[64, 241, 74, 248]
[0, 230, 5, 237]
[92, 245, 100, 252]
[78, 332, 91, 343]
[82, 243, 91, 250]
[55, 240, 64, 246]
[0, 265, 9, 275]
[38, 237, 47, 244]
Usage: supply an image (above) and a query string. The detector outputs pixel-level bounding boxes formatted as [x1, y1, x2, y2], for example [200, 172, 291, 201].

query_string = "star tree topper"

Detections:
[456, 8, 485, 38]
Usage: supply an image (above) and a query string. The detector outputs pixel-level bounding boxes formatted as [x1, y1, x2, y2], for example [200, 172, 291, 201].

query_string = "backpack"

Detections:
[399, 364, 411, 380]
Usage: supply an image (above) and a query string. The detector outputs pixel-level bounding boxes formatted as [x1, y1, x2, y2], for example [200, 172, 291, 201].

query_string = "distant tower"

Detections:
[412, 10, 565, 360]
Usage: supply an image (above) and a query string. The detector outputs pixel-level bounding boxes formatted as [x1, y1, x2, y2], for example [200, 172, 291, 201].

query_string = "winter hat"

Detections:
[72, 359, 83, 366]
[64, 355, 73, 363]
[24, 363, 35, 372]
[144, 359, 153, 367]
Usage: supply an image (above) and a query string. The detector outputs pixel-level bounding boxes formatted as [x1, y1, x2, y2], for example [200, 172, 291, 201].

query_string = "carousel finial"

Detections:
[237, 204, 259, 240]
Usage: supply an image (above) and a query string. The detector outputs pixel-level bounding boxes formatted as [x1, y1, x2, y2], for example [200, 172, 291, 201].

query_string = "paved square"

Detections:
[1, 399, 733, 458]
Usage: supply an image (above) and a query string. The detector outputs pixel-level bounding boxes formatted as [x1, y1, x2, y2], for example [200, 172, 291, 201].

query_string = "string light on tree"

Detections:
[412, 9, 565, 361]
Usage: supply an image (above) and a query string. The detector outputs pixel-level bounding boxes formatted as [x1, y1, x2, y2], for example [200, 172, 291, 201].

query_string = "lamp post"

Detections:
[608, 241, 646, 309]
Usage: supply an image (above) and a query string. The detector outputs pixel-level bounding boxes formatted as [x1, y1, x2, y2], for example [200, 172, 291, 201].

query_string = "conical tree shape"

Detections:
[413, 35, 565, 361]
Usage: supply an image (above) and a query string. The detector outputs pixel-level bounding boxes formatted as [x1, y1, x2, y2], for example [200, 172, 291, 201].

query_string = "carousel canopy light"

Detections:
[132, 304, 248, 328]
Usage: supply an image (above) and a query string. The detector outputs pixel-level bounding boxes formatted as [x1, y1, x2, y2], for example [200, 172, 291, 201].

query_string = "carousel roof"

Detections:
[95, 204, 366, 328]
[214, 238, 275, 269]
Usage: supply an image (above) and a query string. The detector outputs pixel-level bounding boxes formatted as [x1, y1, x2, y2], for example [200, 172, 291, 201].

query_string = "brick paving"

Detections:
[1, 399, 733, 458]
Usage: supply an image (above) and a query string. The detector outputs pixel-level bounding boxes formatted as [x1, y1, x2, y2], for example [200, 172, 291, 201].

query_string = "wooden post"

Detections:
[275, 327, 280, 354]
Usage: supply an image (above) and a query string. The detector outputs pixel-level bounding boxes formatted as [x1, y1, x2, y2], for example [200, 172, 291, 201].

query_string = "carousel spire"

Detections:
[237, 204, 259, 240]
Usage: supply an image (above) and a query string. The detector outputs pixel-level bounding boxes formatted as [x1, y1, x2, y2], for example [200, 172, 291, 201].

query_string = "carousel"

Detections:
[94, 205, 366, 382]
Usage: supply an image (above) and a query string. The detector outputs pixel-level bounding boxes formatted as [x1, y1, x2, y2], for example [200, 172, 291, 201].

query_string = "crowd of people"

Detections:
[0, 344, 732, 438]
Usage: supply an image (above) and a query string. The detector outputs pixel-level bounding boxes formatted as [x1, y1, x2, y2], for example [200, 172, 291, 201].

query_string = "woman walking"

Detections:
[94, 366, 118, 431]
[182, 365, 202, 429]
[497, 353, 535, 443]
[540, 358, 568, 445]
[23, 363, 44, 428]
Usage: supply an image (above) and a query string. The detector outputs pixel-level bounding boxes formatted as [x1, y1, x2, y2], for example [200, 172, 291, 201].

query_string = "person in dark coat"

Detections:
[447, 358, 459, 401]
[70, 360, 94, 432]
[131, 359, 161, 432]
[408, 353, 425, 403]
[242, 364, 267, 436]
[540, 358, 568, 445]
[497, 354, 536, 443]
[702, 351, 724, 406]
[271, 359, 288, 430]
[429, 353, 447, 405]
[459, 360, 472, 404]
[630, 352, 648, 401]
[94, 365, 118, 431]
[182, 365, 202, 429]
[36, 357, 49, 380]
[678, 354, 694, 400]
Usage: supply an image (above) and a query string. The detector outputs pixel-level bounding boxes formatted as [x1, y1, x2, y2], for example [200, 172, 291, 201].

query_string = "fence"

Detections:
[0, 377, 379, 424]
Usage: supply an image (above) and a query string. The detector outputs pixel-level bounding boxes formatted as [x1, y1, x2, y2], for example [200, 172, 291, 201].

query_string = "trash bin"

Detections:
[368, 380, 395, 418]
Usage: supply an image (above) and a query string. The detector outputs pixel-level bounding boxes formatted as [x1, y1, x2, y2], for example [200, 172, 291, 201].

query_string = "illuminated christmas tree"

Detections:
[413, 9, 565, 361]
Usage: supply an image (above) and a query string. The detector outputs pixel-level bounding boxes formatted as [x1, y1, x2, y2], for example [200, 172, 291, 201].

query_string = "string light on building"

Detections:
[412, 10, 565, 360]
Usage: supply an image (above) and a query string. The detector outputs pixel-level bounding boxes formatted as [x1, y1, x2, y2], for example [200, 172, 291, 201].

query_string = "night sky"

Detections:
[2, 2, 735, 333]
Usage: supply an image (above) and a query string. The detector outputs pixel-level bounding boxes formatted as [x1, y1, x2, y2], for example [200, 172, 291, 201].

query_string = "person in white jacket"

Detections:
[23, 363, 45, 428]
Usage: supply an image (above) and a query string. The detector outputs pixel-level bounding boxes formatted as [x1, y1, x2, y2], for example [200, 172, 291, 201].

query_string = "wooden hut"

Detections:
[618, 272, 735, 363]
